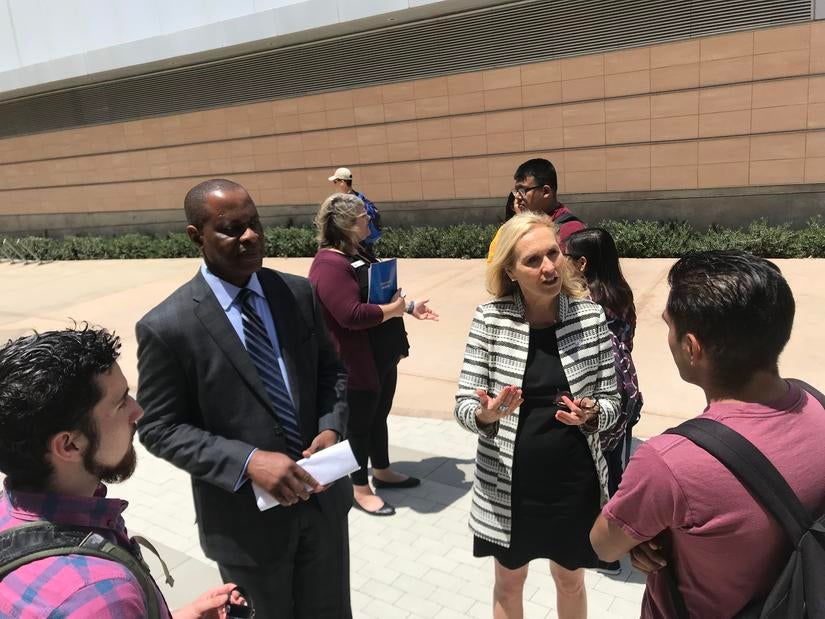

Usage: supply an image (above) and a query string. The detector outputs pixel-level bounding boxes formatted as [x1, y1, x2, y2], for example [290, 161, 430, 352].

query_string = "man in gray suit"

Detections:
[136, 178, 352, 618]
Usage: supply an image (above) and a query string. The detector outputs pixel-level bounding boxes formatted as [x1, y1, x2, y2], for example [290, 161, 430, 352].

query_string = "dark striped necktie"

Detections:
[237, 288, 303, 458]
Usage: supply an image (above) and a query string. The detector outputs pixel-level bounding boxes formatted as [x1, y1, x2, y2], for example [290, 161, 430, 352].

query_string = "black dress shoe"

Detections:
[372, 476, 421, 489]
[353, 500, 396, 516]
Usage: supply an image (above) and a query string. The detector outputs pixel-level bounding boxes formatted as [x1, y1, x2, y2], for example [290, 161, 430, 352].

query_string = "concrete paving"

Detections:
[2, 257, 822, 438]
[123, 418, 647, 618]
[1, 257, 823, 616]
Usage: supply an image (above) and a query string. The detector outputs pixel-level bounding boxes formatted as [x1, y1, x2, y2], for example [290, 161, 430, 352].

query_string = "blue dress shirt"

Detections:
[200, 263, 296, 489]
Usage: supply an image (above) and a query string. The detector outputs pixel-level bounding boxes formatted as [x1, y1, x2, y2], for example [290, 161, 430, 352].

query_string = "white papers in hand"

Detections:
[252, 440, 359, 511]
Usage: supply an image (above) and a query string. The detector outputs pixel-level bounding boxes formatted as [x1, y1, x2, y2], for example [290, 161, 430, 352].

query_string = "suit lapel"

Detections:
[257, 270, 303, 420]
[191, 272, 276, 417]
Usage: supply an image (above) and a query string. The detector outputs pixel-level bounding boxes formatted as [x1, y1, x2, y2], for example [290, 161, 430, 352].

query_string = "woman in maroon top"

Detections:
[308, 193, 438, 515]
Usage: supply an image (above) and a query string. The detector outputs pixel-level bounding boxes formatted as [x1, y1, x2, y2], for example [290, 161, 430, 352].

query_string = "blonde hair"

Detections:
[315, 193, 364, 254]
[486, 212, 588, 299]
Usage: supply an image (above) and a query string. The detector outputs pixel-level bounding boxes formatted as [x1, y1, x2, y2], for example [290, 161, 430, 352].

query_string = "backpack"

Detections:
[552, 210, 583, 227]
[599, 330, 643, 453]
[355, 191, 382, 244]
[0, 520, 170, 618]
[663, 380, 825, 618]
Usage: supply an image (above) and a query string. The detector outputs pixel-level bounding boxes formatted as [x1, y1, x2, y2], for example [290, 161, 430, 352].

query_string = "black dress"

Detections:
[474, 326, 601, 570]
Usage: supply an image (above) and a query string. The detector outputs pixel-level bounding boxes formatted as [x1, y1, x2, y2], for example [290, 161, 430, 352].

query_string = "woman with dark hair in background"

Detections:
[565, 228, 636, 345]
[565, 227, 642, 576]
[504, 192, 517, 222]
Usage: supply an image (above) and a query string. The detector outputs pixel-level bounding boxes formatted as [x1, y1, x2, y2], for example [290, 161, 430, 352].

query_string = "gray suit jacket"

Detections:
[136, 268, 350, 566]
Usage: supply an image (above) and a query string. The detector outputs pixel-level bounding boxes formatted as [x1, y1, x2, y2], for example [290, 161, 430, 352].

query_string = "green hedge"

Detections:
[2, 218, 824, 260]
[601, 218, 825, 259]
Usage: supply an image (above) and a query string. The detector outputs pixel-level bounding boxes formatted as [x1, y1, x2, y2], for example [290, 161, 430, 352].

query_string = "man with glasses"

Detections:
[488, 158, 585, 262]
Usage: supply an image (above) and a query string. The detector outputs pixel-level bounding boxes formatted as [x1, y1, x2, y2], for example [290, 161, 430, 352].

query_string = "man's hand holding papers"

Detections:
[253, 440, 359, 510]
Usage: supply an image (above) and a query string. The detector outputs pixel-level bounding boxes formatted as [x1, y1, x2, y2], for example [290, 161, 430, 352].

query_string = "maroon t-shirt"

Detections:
[308, 250, 383, 391]
[549, 203, 585, 250]
[603, 381, 825, 618]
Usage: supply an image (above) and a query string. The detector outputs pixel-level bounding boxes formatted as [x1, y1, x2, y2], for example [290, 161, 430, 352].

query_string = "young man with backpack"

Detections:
[589, 251, 825, 618]
[487, 158, 585, 262]
[329, 166, 381, 257]
[0, 327, 245, 618]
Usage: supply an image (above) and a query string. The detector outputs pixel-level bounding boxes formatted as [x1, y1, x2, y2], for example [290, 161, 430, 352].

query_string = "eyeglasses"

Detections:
[356, 212, 370, 219]
[512, 185, 544, 198]
[554, 390, 599, 414]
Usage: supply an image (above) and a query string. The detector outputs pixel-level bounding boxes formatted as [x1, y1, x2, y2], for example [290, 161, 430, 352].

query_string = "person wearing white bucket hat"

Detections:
[329, 167, 381, 257]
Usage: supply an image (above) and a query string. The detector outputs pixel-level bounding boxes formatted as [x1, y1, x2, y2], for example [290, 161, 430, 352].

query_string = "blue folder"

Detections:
[368, 259, 398, 304]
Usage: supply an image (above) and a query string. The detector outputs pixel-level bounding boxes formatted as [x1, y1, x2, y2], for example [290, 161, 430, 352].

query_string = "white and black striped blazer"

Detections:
[454, 290, 620, 548]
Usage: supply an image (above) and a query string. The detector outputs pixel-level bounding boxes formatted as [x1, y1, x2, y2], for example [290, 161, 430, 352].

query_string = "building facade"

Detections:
[1, 0, 824, 236]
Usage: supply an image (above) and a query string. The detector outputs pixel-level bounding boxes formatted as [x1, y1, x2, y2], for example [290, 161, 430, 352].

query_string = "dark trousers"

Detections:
[347, 363, 398, 486]
[605, 427, 633, 496]
[218, 499, 351, 619]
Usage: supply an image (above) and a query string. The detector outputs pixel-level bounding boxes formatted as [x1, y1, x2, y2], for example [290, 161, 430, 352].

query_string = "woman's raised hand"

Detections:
[411, 299, 439, 321]
[475, 385, 523, 426]
[554, 395, 599, 426]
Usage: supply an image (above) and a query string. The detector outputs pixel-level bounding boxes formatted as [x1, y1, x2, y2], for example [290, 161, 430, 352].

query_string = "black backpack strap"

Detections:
[0, 522, 162, 618]
[659, 418, 810, 619]
[552, 211, 581, 226]
[787, 378, 825, 409]
[665, 418, 812, 544]
[660, 379, 825, 619]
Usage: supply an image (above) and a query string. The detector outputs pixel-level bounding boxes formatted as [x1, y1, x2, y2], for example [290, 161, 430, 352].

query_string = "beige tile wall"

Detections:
[1, 22, 824, 216]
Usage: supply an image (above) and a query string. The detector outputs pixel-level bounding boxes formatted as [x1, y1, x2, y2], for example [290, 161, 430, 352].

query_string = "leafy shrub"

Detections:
[2, 219, 825, 261]
[601, 220, 696, 258]
[788, 216, 825, 258]
[264, 227, 316, 257]
[153, 233, 200, 258]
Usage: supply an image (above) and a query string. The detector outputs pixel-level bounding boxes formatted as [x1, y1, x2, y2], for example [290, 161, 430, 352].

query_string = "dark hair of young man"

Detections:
[566, 228, 636, 327]
[0, 327, 121, 490]
[514, 158, 558, 192]
[666, 250, 795, 389]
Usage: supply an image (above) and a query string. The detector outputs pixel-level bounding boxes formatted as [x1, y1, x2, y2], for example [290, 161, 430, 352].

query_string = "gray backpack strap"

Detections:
[0, 521, 163, 618]
[132, 535, 174, 587]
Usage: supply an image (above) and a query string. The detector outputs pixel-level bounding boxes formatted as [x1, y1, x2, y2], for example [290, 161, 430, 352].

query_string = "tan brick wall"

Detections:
[1, 21, 824, 217]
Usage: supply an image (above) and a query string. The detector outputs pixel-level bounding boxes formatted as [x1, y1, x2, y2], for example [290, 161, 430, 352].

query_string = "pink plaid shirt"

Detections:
[0, 482, 171, 618]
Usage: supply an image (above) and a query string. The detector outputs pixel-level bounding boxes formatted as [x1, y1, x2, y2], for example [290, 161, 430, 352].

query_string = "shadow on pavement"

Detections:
[374, 451, 475, 513]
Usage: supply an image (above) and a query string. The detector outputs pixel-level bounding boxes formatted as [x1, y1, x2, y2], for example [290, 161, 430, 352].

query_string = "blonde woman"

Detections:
[455, 212, 619, 619]
[308, 193, 437, 516]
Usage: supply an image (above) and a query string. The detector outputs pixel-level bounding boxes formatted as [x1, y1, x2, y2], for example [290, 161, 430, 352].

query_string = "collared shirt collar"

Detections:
[2, 480, 128, 536]
[200, 262, 265, 310]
